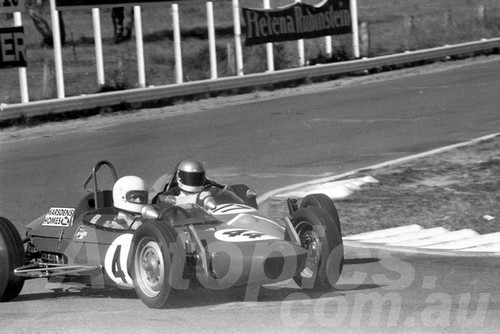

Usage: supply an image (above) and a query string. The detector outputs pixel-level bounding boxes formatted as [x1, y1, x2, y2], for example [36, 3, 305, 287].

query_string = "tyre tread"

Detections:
[0, 217, 25, 302]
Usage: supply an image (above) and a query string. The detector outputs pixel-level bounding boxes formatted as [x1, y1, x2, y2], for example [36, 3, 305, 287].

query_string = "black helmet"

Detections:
[176, 159, 206, 193]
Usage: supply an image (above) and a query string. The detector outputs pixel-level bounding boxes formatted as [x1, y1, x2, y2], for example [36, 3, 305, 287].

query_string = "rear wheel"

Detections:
[0, 217, 25, 302]
[226, 184, 259, 209]
[130, 222, 186, 308]
[300, 194, 341, 235]
[292, 207, 343, 290]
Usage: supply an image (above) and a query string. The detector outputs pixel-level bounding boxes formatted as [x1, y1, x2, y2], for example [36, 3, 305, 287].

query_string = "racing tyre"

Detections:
[0, 217, 25, 302]
[227, 184, 259, 209]
[300, 194, 342, 235]
[291, 207, 343, 290]
[130, 222, 186, 309]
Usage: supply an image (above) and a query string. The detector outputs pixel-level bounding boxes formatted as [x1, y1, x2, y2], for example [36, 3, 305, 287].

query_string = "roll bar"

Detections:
[82, 160, 118, 209]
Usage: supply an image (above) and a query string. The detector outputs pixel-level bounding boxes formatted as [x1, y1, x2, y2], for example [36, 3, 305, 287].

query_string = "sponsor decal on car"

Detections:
[215, 228, 279, 242]
[42, 207, 75, 227]
[74, 225, 88, 240]
[89, 214, 101, 225]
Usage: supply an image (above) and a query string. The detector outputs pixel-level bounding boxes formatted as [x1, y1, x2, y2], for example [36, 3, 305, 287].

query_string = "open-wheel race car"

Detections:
[0, 160, 343, 308]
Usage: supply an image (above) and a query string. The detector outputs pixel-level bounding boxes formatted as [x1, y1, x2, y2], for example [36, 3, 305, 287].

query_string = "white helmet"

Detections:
[113, 176, 148, 214]
[176, 159, 206, 193]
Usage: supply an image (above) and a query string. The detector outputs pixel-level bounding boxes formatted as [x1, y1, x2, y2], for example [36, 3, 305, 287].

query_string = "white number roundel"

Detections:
[104, 234, 134, 289]
[215, 229, 279, 242]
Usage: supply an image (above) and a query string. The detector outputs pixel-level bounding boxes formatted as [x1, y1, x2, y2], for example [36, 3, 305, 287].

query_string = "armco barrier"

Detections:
[1, 38, 499, 122]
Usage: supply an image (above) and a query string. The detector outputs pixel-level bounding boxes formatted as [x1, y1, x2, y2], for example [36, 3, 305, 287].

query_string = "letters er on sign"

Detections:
[0, 27, 27, 68]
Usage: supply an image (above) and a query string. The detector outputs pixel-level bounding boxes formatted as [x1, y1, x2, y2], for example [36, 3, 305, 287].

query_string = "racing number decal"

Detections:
[111, 245, 127, 284]
[104, 234, 134, 289]
[214, 229, 279, 242]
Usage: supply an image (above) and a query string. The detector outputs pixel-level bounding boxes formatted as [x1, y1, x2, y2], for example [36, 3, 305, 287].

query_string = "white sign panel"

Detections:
[43, 207, 76, 227]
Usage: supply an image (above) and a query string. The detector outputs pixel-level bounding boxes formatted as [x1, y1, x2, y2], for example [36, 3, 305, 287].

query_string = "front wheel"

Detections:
[130, 222, 186, 309]
[0, 217, 25, 302]
[292, 207, 343, 290]
[300, 193, 341, 235]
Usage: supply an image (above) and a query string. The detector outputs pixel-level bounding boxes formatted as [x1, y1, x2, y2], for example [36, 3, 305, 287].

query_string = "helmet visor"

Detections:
[126, 190, 148, 204]
[178, 170, 205, 187]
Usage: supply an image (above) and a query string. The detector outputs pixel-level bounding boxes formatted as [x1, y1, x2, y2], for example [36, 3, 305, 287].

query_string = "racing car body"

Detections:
[0, 161, 343, 308]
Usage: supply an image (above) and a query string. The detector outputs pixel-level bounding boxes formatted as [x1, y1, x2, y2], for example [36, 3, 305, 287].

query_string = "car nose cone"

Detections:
[205, 240, 308, 288]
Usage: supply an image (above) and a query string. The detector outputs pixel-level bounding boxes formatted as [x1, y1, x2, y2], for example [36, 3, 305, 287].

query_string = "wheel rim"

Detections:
[296, 221, 322, 278]
[135, 238, 165, 298]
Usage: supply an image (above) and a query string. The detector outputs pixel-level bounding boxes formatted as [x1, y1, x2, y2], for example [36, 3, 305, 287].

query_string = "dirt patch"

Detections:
[332, 136, 500, 235]
[266, 135, 500, 236]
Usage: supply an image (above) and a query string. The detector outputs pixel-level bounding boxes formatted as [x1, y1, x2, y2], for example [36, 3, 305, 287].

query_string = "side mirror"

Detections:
[141, 205, 159, 220]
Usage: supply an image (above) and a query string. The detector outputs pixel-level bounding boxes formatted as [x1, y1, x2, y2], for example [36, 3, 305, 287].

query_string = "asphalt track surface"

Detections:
[1, 56, 500, 333]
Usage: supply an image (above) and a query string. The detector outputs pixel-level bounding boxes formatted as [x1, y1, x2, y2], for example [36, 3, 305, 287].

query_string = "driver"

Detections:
[103, 175, 148, 229]
[172, 159, 212, 205]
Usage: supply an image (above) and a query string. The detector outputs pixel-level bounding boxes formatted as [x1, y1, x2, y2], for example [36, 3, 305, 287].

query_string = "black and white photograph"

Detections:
[1, 0, 499, 332]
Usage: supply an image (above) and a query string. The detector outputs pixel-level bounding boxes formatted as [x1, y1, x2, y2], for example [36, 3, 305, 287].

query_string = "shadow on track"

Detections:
[11, 281, 382, 309]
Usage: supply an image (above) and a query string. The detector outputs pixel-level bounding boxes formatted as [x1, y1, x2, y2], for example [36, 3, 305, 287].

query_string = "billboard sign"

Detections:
[0, 27, 26, 68]
[242, 0, 352, 46]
